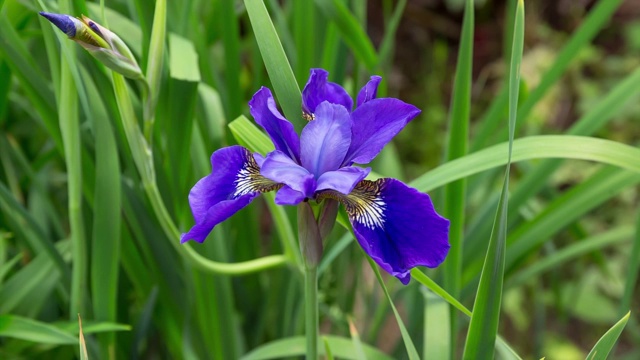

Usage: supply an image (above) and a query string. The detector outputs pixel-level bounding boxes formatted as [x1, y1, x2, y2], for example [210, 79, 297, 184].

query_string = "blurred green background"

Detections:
[0, 0, 639, 359]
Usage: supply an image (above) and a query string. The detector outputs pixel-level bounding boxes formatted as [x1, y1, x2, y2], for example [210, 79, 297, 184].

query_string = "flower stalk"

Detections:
[304, 265, 319, 360]
[297, 201, 323, 358]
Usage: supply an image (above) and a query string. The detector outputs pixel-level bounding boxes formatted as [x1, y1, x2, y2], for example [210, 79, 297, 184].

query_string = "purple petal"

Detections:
[40, 12, 78, 37]
[316, 166, 370, 194]
[343, 98, 420, 166]
[275, 186, 307, 205]
[356, 76, 382, 107]
[300, 102, 352, 176]
[261, 150, 317, 197]
[181, 146, 279, 243]
[253, 153, 266, 167]
[249, 87, 301, 162]
[346, 178, 450, 284]
[302, 69, 353, 115]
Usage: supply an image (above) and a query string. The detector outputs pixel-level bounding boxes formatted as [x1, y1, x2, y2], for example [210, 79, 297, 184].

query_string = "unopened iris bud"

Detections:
[39, 12, 143, 80]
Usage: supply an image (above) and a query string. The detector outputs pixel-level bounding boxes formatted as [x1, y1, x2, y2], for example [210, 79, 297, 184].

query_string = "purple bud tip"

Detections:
[39, 12, 76, 37]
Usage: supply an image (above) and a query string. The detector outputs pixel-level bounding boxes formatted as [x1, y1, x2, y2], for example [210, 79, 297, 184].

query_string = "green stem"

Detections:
[111, 73, 288, 275]
[58, 2, 85, 316]
[304, 265, 318, 360]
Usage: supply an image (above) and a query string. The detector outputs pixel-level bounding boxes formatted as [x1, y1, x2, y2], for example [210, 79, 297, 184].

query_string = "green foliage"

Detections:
[0, 0, 637, 358]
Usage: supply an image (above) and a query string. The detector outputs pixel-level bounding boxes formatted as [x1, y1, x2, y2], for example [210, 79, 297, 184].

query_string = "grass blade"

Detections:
[620, 210, 640, 316]
[441, 0, 473, 349]
[293, 0, 315, 86]
[503, 0, 624, 139]
[313, 0, 378, 72]
[241, 335, 393, 360]
[506, 226, 633, 288]
[368, 258, 419, 360]
[411, 135, 640, 193]
[348, 317, 367, 360]
[220, 0, 242, 117]
[144, 0, 166, 123]
[586, 312, 631, 360]
[78, 315, 89, 360]
[462, 1, 523, 358]
[244, 0, 303, 131]
[56, 10, 87, 317]
[0, 315, 77, 345]
[88, 65, 122, 359]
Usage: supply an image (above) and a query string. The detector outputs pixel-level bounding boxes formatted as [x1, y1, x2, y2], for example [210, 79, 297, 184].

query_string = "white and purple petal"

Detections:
[336, 178, 449, 284]
[181, 146, 282, 243]
[261, 150, 317, 197]
[343, 98, 420, 166]
[300, 102, 352, 176]
[316, 166, 370, 194]
[356, 75, 382, 107]
[249, 87, 301, 162]
[302, 69, 353, 116]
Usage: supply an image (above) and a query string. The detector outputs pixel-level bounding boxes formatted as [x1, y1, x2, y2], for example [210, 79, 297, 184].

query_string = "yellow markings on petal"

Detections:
[233, 149, 282, 198]
[302, 111, 315, 121]
[317, 179, 387, 229]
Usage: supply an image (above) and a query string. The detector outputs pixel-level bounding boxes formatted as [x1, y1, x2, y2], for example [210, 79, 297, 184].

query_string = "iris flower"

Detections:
[182, 69, 450, 284]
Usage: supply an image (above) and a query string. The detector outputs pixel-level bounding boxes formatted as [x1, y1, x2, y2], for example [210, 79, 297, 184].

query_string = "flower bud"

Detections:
[297, 202, 323, 268]
[40, 12, 143, 79]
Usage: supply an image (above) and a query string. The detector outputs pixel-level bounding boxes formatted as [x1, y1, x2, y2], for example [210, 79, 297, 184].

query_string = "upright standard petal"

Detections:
[249, 87, 301, 162]
[323, 178, 449, 284]
[181, 146, 282, 243]
[302, 69, 353, 116]
[261, 150, 317, 198]
[356, 75, 382, 107]
[343, 98, 420, 166]
[300, 102, 352, 176]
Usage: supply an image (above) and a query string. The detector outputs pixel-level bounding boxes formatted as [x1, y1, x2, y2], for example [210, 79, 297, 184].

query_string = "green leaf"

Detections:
[78, 315, 89, 360]
[368, 258, 419, 360]
[219, 0, 242, 117]
[463, 1, 523, 358]
[229, 115, 275, 154]
[314, 0, 378, 71]
[245, 0, 303, 131]
[411, 135, 640, 193]
[412, 270, 523, 359]
[507, 226, 634, 289]
[84, 42, 122, 358]
[145, 0, 166, 118]
[377, 0, 407, 70]
[620, 211, 640, 316]
[240, 335, 393, 360]
[293, 0, 315, 86]
[0, 315, 77, 345]
[586, 312, 630, 360]
[441, 0, 473, 348]
[347, 317, 367, 360]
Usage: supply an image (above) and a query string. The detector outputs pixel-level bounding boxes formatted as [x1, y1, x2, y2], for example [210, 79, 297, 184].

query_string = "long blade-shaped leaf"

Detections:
[368, 258, 419, 360]
[586, 312, 630, 360]
[313, 0, 378, 71]
[244, 0, 303, 131]
[0, 314, 76, 345]
[441, 0, 473, 350]
[462, 1, 523, 358]
[241, 335, 393, 360]
[411, 135, 640, 193]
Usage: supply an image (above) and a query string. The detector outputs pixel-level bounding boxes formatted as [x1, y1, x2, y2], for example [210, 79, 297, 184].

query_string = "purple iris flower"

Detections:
[181, 68, 450, 284]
